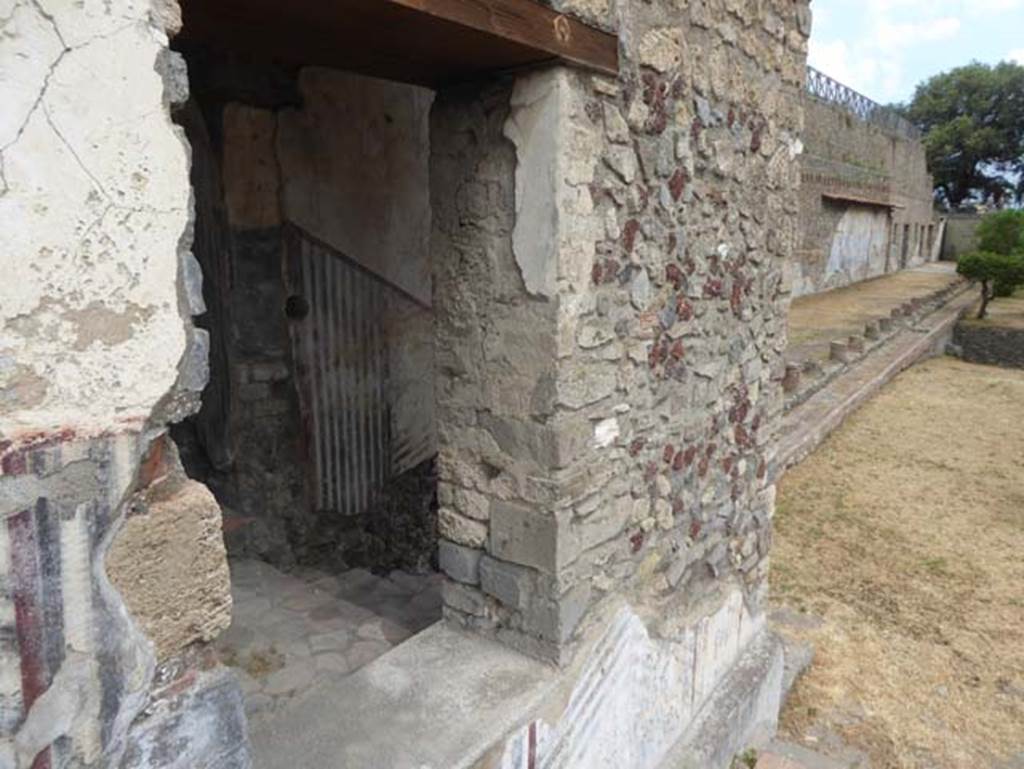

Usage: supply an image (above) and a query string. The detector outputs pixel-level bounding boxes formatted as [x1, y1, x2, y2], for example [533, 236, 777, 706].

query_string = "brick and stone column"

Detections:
[433, 0, 810, 670]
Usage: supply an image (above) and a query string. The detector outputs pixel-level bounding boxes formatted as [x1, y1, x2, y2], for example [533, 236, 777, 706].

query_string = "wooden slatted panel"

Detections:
[290, 233, 391, 516]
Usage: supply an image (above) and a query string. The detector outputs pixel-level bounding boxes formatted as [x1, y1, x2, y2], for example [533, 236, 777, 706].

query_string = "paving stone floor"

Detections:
[215, 558, 442, 721]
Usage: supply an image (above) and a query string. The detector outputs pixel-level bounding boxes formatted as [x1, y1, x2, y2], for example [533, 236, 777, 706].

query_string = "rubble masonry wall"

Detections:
[434, 0, 810, 665]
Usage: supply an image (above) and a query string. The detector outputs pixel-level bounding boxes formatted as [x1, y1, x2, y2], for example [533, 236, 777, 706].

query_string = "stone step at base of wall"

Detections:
[755, 740, 868, 769]
[657, 632, 784, 769]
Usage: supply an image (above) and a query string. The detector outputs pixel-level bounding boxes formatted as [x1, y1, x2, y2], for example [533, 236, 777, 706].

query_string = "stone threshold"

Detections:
[248, 587, 779, 769]
[773, 289, 976, 477]
[249, 620, 555, 769]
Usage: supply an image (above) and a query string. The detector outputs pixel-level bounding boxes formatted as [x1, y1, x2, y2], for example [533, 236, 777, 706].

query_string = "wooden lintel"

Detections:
[178, 0, 619, 89]
[391, 0, 619, 76]
[822, 191, 901, 209]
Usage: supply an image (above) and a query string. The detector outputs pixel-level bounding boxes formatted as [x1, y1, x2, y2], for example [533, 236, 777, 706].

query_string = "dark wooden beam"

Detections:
[389, 0, 618, 76]
[178, 0, 618, 89]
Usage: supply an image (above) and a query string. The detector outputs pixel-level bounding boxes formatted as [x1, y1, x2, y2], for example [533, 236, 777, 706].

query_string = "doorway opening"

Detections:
[169, 43, 442, 721]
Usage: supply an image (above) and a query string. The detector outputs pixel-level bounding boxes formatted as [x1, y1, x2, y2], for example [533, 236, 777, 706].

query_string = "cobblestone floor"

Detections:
[215, 558, 442, 721]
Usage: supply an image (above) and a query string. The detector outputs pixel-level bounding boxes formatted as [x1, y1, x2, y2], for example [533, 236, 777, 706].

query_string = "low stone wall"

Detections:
[781, 277, 970, 412]
[953, 323, 1024, 369]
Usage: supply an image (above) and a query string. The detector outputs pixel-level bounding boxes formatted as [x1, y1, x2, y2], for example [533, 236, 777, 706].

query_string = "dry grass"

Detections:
[963, 287, 1024, 331]
[772, 357, 1024, 768]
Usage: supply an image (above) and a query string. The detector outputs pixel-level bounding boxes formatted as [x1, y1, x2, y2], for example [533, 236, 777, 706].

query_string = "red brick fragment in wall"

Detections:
[622, 220, 640, 253]
[668, 168, 688, 201]
[629, 530, 645, 553]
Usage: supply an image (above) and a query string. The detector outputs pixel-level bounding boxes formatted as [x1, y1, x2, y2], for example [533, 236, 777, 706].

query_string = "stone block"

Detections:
[479, 555, 535, 610]
[878, 317, 894, 333]
[480, 412, 588, 471]
[107, 475, 232, 661]
[829, 340, 851, 363]
[438, 539, 483, 585]
[442, 581, 490, 618]
[488, 501, 579, 575]
[438, 507, 488, 548]
[864, 321, 880, 340]
[847, 335, 865, 354]
[781, 363, 801, 394]
[522, 581, 592, 643]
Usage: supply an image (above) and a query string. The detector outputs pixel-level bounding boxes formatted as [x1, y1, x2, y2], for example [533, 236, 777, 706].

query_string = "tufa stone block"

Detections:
[522, 581, 593, 644]
[479, 555, 534, 610]
[107, 473, 232, 661]
[488, 501, 580, 575]
[438, 539, 483, 585]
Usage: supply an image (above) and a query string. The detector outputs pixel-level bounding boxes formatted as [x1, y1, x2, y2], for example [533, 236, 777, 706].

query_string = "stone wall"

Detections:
[941, 212, 982, 261]
[953, 322, 1024, 369]
[791, 94, 937, 296]
[433, 0, 810, 665]
[0, 2, 247, 767]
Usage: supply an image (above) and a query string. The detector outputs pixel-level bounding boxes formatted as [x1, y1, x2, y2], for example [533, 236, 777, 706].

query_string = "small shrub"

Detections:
[957, 251, 1024, 318]
[731, 748, 759, 769]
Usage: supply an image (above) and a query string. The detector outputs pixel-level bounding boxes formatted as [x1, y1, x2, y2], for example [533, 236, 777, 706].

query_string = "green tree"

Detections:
[957, 251, 1024, 318]
[976, 209, 1024, 255]
[902, 62, 1024, 209]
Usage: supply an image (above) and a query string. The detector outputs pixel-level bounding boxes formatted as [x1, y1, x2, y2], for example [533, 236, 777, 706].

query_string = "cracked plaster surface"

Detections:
[0, 0, 191, 440]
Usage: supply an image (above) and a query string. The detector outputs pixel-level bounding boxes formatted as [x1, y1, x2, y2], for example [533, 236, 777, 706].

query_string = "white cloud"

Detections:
[812, 0, 1023, 101]
[1010, 48, 1024, 64]
[810, 1, 969, 102]
[971, 0, 1024, 10]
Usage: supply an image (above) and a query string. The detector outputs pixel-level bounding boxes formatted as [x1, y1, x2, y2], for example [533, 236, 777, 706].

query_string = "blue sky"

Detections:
[808, 0, 1024, 105]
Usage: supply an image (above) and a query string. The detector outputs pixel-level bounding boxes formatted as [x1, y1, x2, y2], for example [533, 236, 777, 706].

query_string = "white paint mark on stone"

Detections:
[593, 417, 620, 448]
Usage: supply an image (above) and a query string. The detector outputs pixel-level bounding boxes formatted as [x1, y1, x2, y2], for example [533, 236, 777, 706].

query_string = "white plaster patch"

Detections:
[497, 590, 765, 769]
[0, 8, 190, 439]
[504, 70, 565, 298]
[593, 417, 620, 448]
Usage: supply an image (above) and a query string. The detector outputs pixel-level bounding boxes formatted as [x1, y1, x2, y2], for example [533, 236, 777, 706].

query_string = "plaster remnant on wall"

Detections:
[0, 0, 192, 440]
[505, 70, 565, 299]
[222, 103, 281, 229]
[277, 67, 433, 305]
[496, 587, 768, 769]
